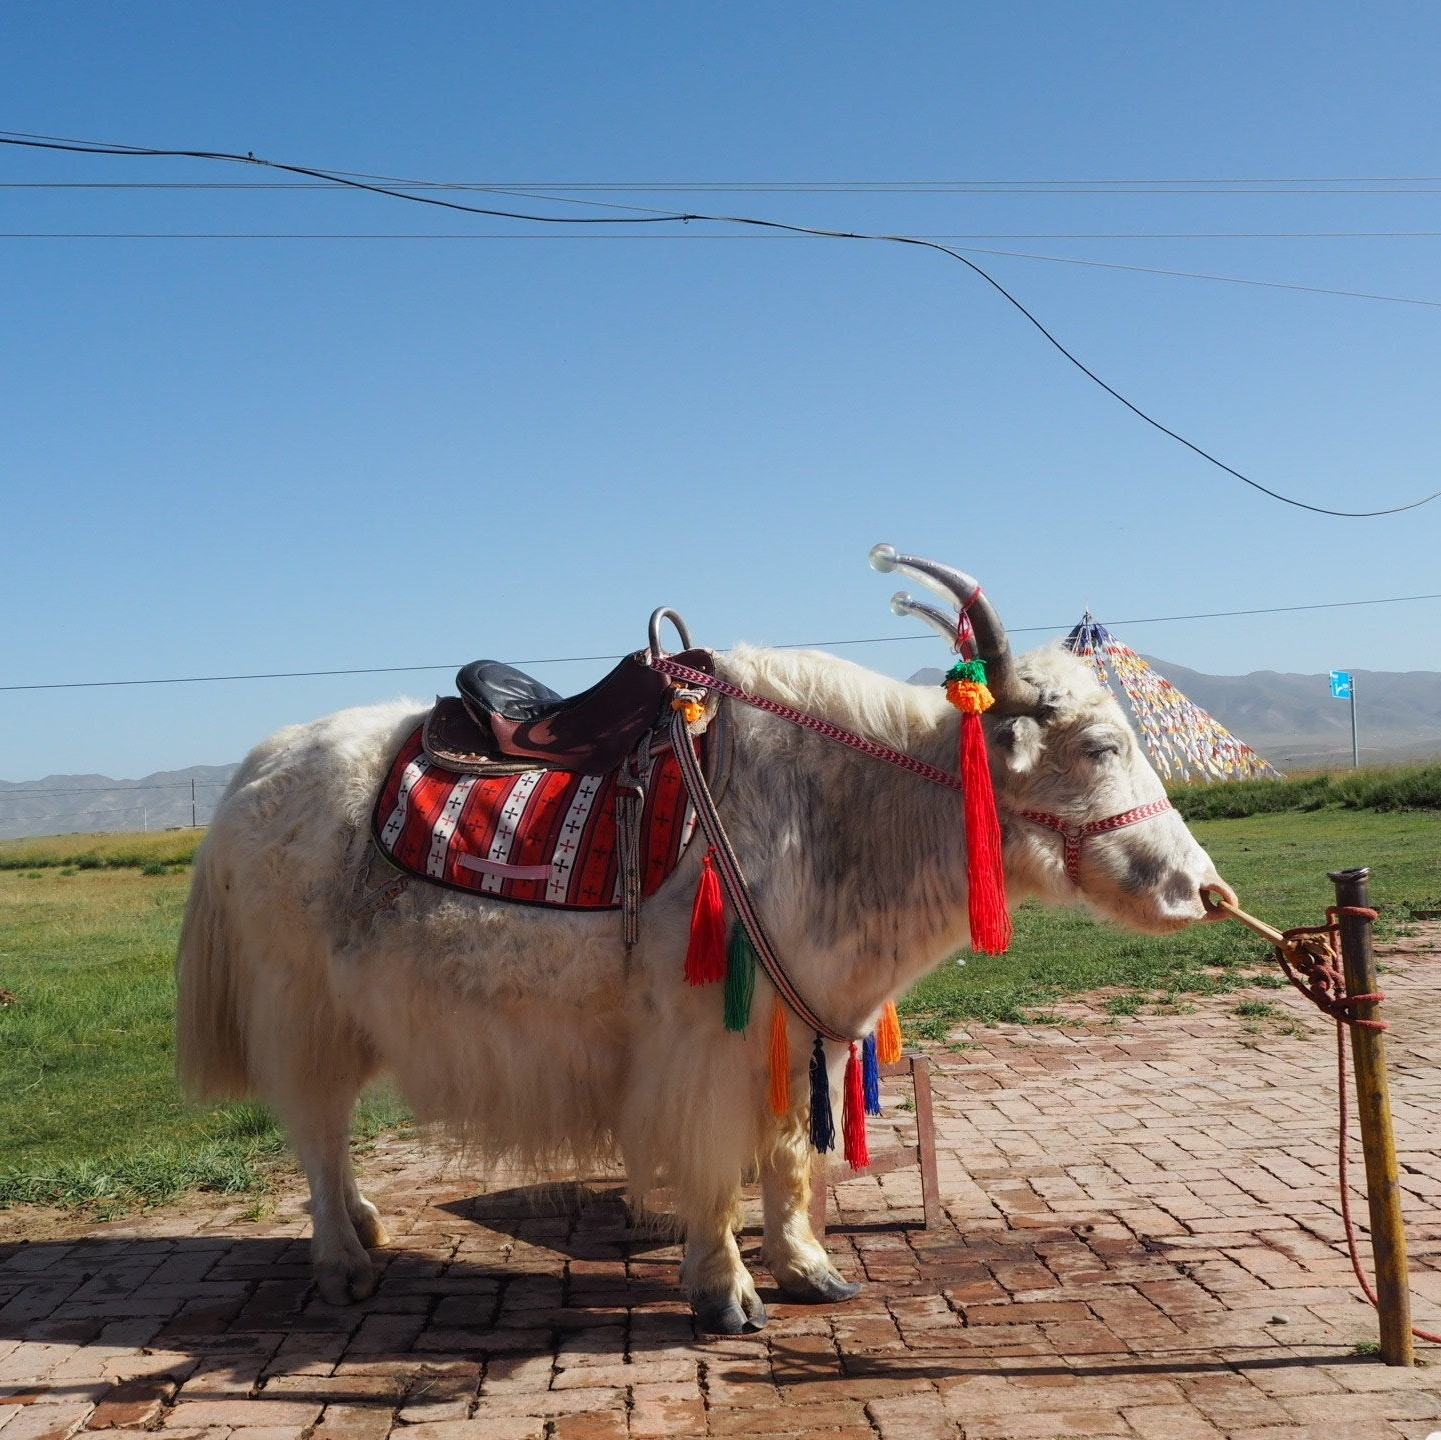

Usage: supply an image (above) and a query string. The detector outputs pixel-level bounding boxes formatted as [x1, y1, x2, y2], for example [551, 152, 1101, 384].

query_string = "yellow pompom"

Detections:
[671, 696, 704, 724]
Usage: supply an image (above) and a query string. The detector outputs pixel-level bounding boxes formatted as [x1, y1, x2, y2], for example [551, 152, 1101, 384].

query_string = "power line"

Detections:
[8, 225, 1441, 239]
[1, 781, 230, 796]
[1, 129, 1438, 519]
[3, 591, 1438, 694]
[5, 233, 1432, 308]
[10, 176, 1441, 193]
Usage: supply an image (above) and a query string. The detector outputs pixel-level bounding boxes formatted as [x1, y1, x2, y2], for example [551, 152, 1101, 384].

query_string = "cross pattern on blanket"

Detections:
[372, 724, 700, 909]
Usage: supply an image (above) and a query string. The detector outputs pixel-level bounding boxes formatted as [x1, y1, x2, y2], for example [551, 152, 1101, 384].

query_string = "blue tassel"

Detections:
[862, 1032, 882, 1115]
[808, 1033, 835, 1153]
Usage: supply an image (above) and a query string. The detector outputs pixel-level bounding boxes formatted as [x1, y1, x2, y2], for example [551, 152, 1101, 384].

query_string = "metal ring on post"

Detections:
[648, 607, 694, 659]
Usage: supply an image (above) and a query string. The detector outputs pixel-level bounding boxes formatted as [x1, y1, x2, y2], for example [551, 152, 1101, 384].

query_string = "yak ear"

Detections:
[993, 715, 1044, 774]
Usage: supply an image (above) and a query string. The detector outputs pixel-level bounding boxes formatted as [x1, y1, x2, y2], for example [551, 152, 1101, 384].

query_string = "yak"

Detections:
[176, 546, 1233, 1333]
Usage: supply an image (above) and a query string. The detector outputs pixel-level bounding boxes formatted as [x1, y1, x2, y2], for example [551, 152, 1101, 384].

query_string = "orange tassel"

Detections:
[946, 677, 995, 712]
[842, 1041, 870, 1170]
[768, 997, 791, 1116]
[685, 848, 728, 984]
[876, 999, 904, 1065]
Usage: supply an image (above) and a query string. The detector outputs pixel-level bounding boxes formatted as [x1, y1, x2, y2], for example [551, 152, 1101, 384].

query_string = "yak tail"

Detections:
[175, 842, 255, 1100]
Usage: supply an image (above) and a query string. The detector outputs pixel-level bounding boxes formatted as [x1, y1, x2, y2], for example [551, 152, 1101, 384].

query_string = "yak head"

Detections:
[870, 544, 1235, 935]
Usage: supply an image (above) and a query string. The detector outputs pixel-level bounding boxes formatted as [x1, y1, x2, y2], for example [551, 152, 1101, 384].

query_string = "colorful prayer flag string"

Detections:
[1063, 614, 1282, 783]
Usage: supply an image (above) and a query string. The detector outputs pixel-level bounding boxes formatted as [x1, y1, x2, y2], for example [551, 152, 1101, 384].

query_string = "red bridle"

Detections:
[1007, 798, 1176, 885]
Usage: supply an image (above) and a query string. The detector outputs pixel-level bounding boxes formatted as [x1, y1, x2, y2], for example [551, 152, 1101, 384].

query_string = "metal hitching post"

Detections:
[1329, 867, 1414, 1365]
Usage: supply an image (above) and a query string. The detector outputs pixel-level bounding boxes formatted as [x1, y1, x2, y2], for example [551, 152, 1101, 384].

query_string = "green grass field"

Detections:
[0, 829, 204, 872]
[902, 808, 1441, 1035]
[1, 805, 1437, 1215]
[0, 856, 405, 1212]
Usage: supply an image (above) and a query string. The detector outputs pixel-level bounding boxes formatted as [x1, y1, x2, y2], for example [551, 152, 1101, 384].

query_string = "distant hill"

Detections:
[1133, 658, 1441, 770]
[0, 765, 238, 841]
[910, 658, 1441, 772]
[5, 657, 1440, 838]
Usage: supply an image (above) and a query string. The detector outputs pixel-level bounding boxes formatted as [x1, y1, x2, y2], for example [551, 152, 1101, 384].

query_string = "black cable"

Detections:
[2, 592, 1437, 693]
[2, 130, 1438, 518]
[5, 233, 1435, 308]
[1, 781, 229, 796]
[0, 133, 677, 224]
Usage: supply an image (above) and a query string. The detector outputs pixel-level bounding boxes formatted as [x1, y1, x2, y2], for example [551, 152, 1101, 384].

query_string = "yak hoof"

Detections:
[776, 1271, 862, 1304]
[694, 1291, 768, 1335]
[315, 1255, 377, 1305]
[351, 1201, 390, 1250]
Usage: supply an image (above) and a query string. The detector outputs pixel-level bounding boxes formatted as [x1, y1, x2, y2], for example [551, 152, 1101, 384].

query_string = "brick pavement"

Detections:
[3, 931, 1440, 1439]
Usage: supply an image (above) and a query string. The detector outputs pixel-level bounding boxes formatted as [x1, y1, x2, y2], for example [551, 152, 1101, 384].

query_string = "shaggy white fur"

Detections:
[175, 641, 1229, 1331]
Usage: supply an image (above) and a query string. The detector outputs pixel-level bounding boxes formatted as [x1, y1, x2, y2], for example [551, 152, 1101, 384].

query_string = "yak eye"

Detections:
[1082, 741, 1121, 761]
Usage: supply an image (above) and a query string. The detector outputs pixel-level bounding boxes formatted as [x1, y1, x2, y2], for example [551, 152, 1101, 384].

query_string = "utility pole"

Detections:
[191, 778, 197, 828]
[1350, 675, 1360, 769]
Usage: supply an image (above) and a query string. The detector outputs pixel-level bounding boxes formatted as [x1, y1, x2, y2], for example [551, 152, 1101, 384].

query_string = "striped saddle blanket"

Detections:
[371, 723, 700, 909]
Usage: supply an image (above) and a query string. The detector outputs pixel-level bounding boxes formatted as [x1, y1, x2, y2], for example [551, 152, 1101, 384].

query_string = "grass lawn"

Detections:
[0, 861, 405, 1212]
[903, 808, 1441, 1034]
[0, 808, 1437, 1214]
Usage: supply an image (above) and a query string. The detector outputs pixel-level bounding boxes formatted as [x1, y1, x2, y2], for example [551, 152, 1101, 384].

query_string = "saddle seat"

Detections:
[425, 648, 716, 776]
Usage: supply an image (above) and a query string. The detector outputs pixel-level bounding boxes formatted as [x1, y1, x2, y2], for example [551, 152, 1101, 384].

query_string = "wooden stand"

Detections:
[810, 1051, 942, 1236]
[1330, 867, 1415, 1366]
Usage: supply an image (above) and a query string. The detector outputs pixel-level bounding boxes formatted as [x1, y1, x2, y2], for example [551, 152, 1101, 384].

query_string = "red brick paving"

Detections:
[2, 934, 1440, 1438]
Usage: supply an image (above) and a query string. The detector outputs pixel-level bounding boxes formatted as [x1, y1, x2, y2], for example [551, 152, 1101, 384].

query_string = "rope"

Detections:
[1215, 896, 1439, 1345]
[1274, 908, 1388, 1031]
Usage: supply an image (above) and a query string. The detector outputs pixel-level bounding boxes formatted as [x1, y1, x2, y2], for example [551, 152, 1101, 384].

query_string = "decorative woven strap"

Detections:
[1009, 798, 1175, 884]
[648, 655, 966, 795]
[667, 707, 855, 1043]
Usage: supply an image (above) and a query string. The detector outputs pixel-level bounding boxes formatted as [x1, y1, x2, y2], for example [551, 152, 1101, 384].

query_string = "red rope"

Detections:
[1277, 908, 1441, 1344]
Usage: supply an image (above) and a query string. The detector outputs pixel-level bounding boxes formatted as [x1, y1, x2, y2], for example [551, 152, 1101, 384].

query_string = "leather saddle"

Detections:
[424, 648, 716, 776]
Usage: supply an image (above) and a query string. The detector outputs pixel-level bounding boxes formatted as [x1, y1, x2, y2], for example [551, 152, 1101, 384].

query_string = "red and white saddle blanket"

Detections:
[371, 724, 700, 909]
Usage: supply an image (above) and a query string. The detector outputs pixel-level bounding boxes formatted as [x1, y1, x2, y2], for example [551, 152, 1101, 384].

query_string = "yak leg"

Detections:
[282, 1082, 389, 1304]
[759, 1118, 861, 1303]
[253, 990, 387, 1305]
[678, 1191, 768, 1335]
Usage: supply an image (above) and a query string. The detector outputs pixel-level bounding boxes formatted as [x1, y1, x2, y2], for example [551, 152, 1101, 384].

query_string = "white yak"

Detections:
[176, 548, 1233, 1333]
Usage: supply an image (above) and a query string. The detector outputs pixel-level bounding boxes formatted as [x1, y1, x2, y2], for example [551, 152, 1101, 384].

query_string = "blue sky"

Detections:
[3, 1, 1439, 787]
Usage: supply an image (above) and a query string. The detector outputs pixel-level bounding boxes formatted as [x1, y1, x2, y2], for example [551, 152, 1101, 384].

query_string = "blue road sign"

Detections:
[1330, 670, 1353, 699]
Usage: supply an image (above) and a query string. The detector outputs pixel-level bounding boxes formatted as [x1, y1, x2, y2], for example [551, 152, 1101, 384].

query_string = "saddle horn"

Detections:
[648, 607, 694, 659]
[870, 543, 1040, 711]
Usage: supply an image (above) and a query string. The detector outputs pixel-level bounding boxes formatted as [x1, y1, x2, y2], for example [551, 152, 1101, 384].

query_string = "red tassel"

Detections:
[960, 711, 1012, 953]
[842, 1040, 870, 1170]
[685, 848, 728, 984]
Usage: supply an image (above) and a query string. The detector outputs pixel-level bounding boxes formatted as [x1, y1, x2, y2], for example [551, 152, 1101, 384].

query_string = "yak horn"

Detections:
[890, 591, 961, 644]
[870, 543, 1039, 709]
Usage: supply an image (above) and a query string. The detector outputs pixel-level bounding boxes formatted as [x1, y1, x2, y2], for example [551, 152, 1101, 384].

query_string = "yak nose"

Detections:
[1200, 880, 1239, 921]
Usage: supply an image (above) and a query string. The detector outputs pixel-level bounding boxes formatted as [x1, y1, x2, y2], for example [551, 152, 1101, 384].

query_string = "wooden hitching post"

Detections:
[1329, 866, 1414, 1365]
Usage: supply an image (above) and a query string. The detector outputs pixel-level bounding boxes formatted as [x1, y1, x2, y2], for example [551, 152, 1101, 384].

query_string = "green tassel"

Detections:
[723, 922, 757, 1032]
[944, 657, 989, 685]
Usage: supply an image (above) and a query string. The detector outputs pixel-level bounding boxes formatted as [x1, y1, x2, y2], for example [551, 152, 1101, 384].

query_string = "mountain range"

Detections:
[904, 659, 1441, 776]
[3, 659, 1438, 839]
